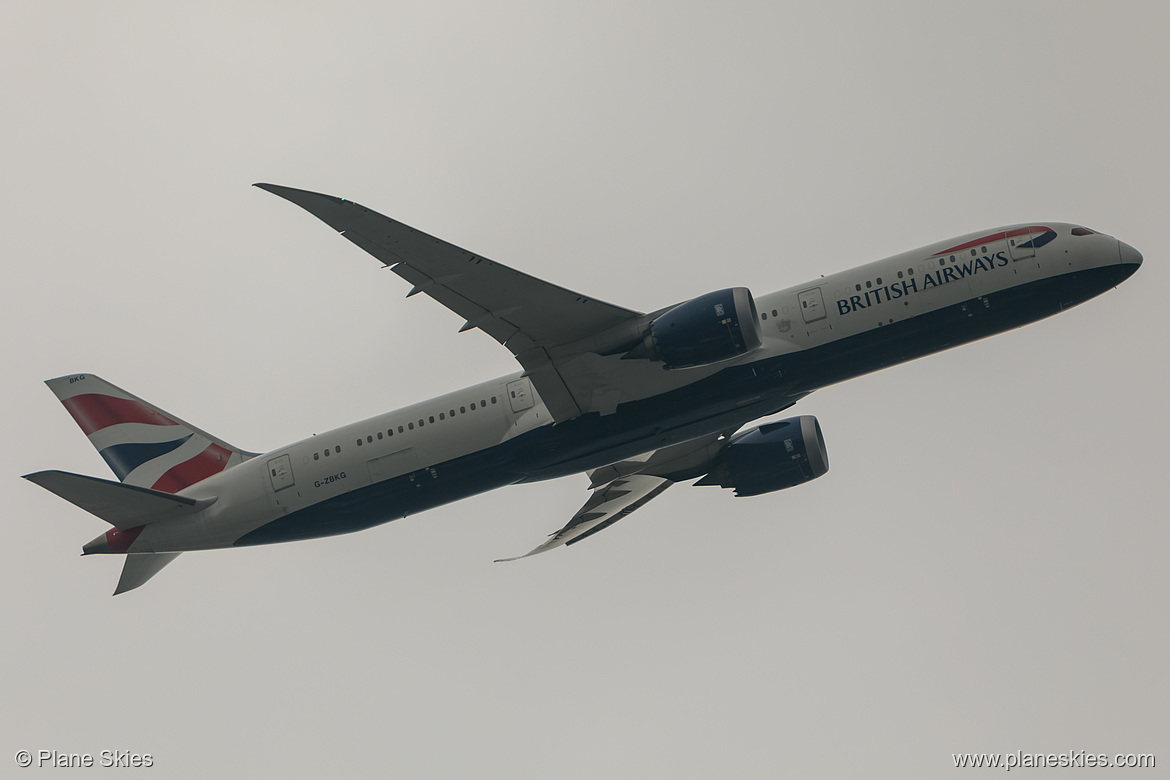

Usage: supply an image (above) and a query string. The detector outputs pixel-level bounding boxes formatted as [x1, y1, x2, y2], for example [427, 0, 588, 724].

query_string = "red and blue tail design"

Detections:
[46, 374, 256, 494]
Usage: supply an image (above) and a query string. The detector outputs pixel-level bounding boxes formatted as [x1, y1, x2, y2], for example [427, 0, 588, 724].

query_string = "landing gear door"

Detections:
[268, 454, 294, 492]
[798, 288, 827, 323]
[1008, 229, 1036, 261]
[507, 378, 534, 412]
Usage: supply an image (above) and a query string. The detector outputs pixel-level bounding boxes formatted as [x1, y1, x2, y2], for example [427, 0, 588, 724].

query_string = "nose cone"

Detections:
[1118, 240, 1143, 267]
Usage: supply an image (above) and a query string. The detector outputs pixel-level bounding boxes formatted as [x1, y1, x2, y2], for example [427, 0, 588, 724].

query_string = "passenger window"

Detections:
[335, 446, 341, 453]
[460, 406, 466, 414]
[356, 439, 362, 446]
[408, 422, 414, 430]
[771, 309, 777, 317]
[855, 284, 861, 292]
[377, 432, 383, 440]
[324, 449, 330, 457]
[439, 412, 445, 420]
[876, 277, 882, 285]
[980, 246, 987, 253]
[939, 258, 945, 267]
[908, 268, 914, 276]
[450, 409, 456, 417]
[398, 425, 404, 433]
[897, 270, 903, 279]
[429, 416, 435, 423]
[970, 249, 977, 256]
[481, 399, 486, 406]
[761, 313, 768, 320]
[470, 403, 476, 410]
[865, 281, 872, 289]
[367, 435, 373, 443]
[491, 397, 497, 404]
[314, 453, 320, 461]
[418, 419, 424, 427]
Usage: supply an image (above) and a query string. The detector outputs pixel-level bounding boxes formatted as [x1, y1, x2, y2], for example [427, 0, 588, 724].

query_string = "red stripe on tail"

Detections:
[61, 394, 179, 436]
[151, 444, 232, 493]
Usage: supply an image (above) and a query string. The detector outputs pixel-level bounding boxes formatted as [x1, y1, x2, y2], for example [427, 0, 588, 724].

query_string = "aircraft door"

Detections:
[268, 454, 294, 492]
[507, 378, 534, 412]
[798, 288, 827, 323]
[1008, 229, 1036, 261]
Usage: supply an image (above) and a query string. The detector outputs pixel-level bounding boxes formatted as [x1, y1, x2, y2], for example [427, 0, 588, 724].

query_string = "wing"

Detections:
[497, 430, 733, 561]
[496, 474, 673, 561]
[255, 184, 644, 422]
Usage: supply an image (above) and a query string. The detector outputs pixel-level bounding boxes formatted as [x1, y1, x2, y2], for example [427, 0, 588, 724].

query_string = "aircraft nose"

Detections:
[1118, 240, 1143, 267]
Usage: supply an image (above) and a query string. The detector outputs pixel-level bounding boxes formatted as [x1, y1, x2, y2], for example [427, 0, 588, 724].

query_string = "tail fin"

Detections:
[46, 374, 256, 493]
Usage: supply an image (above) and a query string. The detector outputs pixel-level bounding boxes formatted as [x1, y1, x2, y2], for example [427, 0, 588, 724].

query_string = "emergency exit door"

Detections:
[268, 454, 295, 492]
[507, 378, 534, 412]
[798, 288, 827, 323]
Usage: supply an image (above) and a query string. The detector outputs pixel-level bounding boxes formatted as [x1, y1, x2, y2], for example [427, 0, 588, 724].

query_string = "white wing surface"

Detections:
[497, 430, 734, 561]
[496, 474, 673, 561]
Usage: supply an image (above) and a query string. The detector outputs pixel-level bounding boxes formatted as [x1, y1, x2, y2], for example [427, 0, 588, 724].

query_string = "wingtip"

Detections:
[253, 183, 349, 208]
[493, 546, 544, 563]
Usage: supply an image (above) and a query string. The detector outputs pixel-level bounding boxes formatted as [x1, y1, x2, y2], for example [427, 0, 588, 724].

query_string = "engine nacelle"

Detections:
[696, 415, 829, 496]
[632, 287, 763, 369]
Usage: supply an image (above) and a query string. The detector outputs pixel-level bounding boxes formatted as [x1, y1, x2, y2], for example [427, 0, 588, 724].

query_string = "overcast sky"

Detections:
[2, 2, 1166, 777]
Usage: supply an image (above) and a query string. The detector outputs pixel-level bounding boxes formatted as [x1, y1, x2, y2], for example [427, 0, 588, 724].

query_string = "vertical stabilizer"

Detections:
[45, 374, 256, 494]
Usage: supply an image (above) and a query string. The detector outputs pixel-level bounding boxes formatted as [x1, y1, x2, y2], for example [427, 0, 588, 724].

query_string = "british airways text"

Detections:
[836, 251, 1009, 315]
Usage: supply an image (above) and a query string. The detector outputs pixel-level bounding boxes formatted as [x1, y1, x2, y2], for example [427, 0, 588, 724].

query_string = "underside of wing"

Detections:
[496, 474, 673, 561]
[256, 184, 645, 421]
[497, 430, 734, 561]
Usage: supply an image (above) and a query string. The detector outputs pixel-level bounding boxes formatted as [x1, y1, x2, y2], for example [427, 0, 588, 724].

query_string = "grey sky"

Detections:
[3, 1, 1166, 777]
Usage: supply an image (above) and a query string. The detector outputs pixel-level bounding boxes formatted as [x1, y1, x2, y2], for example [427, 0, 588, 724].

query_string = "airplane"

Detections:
[24, 184, 1143, 594]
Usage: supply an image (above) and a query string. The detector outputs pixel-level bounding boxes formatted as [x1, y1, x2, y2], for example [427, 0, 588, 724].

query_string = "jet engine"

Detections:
[627, 287, 763, 369]
[696, 415, 829, 496]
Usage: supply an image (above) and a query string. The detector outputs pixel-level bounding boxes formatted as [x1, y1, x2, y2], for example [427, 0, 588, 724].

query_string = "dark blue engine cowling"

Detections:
[639, 287, 763, 369]
[696, 416, 829, 497]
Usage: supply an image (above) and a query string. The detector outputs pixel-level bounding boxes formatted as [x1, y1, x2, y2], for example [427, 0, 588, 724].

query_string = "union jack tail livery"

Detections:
[45, 374, 255, 493]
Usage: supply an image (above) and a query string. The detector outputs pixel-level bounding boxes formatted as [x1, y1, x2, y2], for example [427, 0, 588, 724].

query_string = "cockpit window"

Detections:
[1071, 227, 1096, 236]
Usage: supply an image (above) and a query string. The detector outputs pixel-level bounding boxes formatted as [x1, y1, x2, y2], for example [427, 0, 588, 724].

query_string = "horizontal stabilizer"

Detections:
[115, 553, 181, 595]
[24, 470, 214, 529]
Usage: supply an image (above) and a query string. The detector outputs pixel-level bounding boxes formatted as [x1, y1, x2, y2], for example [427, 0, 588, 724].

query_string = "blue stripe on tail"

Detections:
[99, 435, 193, 481]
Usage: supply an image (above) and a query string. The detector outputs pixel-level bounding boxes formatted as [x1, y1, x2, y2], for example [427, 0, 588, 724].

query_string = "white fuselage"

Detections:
[130, 224, 1136, 553]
